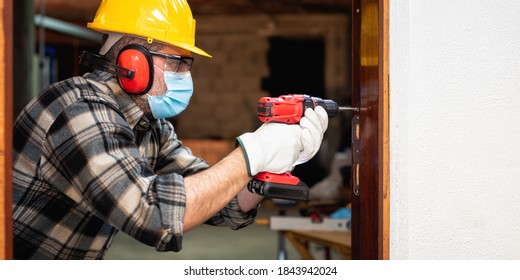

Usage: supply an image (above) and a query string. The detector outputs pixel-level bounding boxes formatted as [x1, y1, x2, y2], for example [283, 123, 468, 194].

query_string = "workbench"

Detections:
[282, 230, 351, 260]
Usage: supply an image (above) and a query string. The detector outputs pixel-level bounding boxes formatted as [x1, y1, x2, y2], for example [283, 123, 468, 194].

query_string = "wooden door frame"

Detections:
[0, 0, 389, 260]
[1, 0, 13, 260]
[351, 0, 389, 259]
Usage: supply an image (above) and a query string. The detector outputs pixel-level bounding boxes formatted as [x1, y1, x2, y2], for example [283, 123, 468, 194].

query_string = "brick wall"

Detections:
[176, 31, 268, 139]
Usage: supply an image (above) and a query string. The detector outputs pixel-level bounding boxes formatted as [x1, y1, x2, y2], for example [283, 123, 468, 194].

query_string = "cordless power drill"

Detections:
[246, 94, 357, 201]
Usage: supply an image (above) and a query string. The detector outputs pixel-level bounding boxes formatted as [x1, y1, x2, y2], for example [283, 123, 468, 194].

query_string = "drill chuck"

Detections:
[302, 97, 340, 118]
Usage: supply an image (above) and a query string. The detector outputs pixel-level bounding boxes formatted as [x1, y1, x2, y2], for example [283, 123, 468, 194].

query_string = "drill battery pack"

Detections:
[247, 172, 309, 201]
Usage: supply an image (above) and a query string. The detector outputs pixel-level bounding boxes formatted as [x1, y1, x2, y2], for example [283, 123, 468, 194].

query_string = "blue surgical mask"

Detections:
[147, 69, 193, 119]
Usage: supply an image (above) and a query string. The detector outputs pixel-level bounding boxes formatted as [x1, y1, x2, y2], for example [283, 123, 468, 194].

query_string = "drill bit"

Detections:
[338, 106, 359, 112]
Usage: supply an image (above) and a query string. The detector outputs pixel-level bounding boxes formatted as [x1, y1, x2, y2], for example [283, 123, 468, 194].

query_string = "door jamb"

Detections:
[1, 0, 14, 260]
[351, 0, 389, 260]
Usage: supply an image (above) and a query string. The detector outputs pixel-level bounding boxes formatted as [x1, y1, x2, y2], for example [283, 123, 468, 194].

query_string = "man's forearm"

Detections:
[183, 147, 251, 232]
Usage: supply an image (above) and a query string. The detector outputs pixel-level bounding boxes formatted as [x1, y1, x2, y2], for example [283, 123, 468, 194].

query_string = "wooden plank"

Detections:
[1, 0, 13, 260]
[289, 230, 351, 248]
[270, 217, 351, 232]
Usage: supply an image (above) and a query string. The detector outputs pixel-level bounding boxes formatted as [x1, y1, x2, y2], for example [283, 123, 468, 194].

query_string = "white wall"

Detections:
[390, 0, 520, 259]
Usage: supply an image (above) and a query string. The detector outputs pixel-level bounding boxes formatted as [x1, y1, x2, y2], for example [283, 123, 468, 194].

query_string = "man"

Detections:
[12, 0, 328, 259]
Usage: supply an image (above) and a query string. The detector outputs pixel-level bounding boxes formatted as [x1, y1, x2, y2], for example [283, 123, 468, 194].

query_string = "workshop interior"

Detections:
[9, 0, 354, 260]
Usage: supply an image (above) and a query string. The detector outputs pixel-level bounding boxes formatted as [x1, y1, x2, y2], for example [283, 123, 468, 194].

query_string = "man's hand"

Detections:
[237, 122, 301, 177]
[236, 107, 329, 177]
[296, 106, 329, 165]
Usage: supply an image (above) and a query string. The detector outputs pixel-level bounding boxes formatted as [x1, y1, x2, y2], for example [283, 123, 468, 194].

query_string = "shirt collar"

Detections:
[90, 70, 151, 130]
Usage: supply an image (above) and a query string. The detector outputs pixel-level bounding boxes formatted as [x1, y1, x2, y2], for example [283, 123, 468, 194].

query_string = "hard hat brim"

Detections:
[173, 42, 212, 58]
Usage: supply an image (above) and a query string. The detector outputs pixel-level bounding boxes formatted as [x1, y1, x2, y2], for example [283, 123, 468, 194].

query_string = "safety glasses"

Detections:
[149, 50, 194, 78]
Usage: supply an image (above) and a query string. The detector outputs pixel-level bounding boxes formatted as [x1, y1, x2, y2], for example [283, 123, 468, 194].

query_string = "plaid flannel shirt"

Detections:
[12, 70, 256, 259]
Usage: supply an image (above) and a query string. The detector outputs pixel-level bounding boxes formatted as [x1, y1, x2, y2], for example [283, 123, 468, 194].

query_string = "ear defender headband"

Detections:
[79, 44, 154, 95]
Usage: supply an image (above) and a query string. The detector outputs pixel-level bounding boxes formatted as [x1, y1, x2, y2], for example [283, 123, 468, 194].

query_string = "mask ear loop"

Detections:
[154, 65, 164, 74]
[148, 65, 166, 99]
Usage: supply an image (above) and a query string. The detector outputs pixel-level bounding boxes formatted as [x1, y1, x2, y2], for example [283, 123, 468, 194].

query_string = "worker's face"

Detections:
[132, 44, 193, 115]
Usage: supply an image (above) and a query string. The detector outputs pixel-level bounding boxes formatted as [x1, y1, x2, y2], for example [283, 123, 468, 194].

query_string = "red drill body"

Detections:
[257, 94, 343, 124]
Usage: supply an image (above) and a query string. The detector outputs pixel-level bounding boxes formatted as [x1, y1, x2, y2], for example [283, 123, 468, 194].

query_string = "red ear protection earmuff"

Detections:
[116, 44, 154, 95]
[78, 44, 154, 95]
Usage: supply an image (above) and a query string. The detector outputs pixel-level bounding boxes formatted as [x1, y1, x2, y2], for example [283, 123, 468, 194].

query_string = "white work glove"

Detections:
[237, 123, 302, 177]
[296, 106, 329, 165]
[236, 106, 329, 177]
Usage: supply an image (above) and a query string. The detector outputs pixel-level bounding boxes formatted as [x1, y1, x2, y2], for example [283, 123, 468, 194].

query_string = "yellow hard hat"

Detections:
[87, 0, 211, 58]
